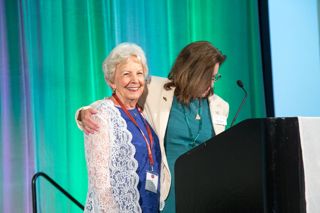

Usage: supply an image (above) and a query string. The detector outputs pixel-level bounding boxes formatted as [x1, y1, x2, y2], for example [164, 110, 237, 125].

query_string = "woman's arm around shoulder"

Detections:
[74, 99, 104, 133]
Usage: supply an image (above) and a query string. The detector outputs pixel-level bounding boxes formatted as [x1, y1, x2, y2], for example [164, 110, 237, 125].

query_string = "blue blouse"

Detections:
[118, 107, 161, 213]
[162, 97, 214, 213]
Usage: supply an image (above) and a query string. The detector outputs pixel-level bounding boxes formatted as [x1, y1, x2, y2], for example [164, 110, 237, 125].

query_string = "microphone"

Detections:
[230, 80, 248, 127]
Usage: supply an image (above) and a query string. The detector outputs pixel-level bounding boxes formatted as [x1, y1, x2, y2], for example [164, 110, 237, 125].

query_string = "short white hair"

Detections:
[102, 42, 148, 82]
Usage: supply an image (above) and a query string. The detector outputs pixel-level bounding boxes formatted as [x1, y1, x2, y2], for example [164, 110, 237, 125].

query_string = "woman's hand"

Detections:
[79, 108, 99, 134]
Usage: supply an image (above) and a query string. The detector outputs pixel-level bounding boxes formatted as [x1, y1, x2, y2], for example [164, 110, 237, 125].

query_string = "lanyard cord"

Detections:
[183, 99, 203, 147]
[112, 94, 155, 168]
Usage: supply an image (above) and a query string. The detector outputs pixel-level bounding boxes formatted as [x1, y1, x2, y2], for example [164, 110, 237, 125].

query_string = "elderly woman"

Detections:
[78, 41, 229, 212]
[82, 43, 169, 213]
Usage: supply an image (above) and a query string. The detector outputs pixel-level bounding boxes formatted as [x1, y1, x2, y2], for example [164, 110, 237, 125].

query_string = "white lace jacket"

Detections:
[84, 99, 141, 213]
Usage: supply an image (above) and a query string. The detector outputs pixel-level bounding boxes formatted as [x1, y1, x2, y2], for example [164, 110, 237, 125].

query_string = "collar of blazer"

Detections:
[208, 95, 228, 134]
[159, 85, 175, 142]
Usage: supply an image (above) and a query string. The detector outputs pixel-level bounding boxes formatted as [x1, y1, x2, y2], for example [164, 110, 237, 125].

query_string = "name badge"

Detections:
[145, 171, 159, 193]
[212, 115, 227, 125]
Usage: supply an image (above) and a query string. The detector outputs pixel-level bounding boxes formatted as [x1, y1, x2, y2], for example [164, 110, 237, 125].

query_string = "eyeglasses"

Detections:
[212, 74, 222, 82]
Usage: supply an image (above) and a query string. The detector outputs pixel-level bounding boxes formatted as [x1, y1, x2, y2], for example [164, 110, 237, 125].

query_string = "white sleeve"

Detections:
[84, 113, 119, 212]
[83, 100, 141, 212]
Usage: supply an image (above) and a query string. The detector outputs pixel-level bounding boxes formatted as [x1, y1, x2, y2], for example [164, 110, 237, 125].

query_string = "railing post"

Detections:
[31, 172, 43, 213]
[31, 172, 84, 212]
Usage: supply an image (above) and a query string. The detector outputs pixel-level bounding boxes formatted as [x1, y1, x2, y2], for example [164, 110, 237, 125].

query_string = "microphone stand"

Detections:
[230, 80, 248, 127]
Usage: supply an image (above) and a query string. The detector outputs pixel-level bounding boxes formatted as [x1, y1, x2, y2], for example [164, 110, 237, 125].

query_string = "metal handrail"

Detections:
[32, 172, 84, 212]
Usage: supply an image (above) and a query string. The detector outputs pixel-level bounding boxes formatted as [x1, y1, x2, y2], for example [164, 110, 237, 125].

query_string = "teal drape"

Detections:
[0, 0, 266, 212]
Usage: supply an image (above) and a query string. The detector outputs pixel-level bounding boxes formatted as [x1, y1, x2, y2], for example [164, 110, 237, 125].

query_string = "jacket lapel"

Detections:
[159, 88, 174, 143]
[208, 95, 227, 135]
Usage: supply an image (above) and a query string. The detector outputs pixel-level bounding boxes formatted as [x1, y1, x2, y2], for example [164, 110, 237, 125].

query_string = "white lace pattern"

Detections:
[84, 100, 141, 213]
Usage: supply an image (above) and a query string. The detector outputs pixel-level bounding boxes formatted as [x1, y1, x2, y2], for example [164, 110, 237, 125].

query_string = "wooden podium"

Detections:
[175, 117, 320, 213]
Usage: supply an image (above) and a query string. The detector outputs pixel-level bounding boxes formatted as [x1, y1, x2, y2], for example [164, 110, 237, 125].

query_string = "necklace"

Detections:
[194, 99, 202, 120]
[183, 99, 203, 147]
[195, 112, 201, 120]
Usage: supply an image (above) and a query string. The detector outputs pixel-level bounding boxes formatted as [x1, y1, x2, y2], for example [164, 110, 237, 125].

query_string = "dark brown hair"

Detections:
[164, 41, 226, 105]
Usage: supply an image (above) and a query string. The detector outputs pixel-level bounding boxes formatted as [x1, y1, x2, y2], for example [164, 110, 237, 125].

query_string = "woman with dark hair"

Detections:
[77, 41, 229, 212]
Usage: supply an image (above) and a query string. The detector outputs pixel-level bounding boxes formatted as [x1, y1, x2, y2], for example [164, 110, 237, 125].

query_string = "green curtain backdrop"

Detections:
[0, 0, 266, 212]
